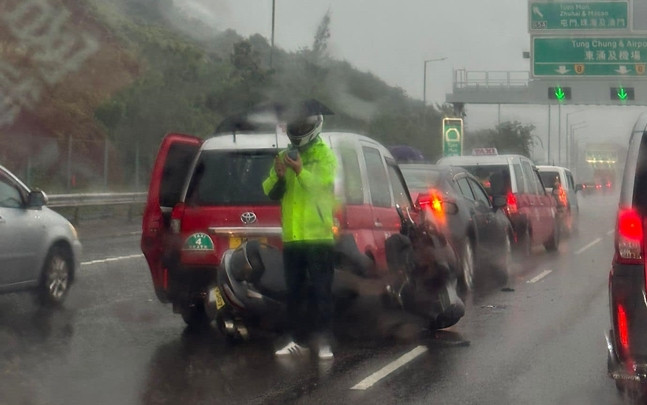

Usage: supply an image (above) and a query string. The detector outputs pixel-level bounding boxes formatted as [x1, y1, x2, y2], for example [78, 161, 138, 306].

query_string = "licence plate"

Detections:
[210, 287, 225, 310]
[229, 236, 268, 249]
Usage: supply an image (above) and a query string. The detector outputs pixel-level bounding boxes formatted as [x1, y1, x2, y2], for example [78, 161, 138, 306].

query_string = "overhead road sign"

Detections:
[532, 37, 647, 77]
[442, 118, 463, 157]
[529, 1, 628, 32]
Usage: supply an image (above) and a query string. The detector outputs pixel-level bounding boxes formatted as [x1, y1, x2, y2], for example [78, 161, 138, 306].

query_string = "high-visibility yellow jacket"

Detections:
[263, 136, 337, 243]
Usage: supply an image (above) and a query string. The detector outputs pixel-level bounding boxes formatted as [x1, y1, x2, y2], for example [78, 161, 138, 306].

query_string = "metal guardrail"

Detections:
[47, 192, 147, 208]
[47, 192, 148, 224]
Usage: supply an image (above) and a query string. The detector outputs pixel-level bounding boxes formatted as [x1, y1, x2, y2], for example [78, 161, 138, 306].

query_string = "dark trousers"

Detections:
[283, 242, 334, 345]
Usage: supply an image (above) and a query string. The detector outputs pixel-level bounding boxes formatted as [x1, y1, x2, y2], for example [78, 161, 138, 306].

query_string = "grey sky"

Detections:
[176, 0, 646, 164]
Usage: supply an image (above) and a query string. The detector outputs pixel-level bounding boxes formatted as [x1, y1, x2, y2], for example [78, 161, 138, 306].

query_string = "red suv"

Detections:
[141, 131, 415, 326]
[607, 112, 647, 397]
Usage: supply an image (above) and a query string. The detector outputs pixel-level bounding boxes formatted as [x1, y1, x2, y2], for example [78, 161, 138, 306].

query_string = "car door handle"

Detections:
[374, 221, 383, 228]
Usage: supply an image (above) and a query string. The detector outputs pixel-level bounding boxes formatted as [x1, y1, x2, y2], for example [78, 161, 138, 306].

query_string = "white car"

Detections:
[0, 165, 82, 306]
[536, 165, 580, 235]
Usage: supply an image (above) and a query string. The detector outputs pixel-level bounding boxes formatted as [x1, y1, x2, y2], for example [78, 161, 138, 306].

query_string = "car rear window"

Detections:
[185, 150, 277, 206]
[539, 171, 560, 189]
[400, 167, 441, 190]
[455, 164, 509, 194]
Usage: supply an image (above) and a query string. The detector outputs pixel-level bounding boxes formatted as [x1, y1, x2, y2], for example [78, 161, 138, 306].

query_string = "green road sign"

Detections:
[533, 37, 647, 77]
[529, 1, 628, 31]
[442, 118, 463, 157]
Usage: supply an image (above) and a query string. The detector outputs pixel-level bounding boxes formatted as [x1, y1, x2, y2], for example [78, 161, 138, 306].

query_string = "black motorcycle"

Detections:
[205, 205, 465, 341]
[382, 204, 465, 330]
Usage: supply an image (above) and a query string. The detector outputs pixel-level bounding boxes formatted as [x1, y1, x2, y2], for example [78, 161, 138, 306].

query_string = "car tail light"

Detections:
[417, 193, 431, 209]
[617, 303, 630, 354]
[418, 190, 446, 225]
[557, 185, 568, 207]
[506, 192, 518, 215]
[333, 207, 343, 238]
[615, 208, 644, 264]
[170, 203, 186, 234]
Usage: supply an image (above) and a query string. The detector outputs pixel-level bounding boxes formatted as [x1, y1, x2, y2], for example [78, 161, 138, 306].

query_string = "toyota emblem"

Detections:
[240, 212, 257, 224]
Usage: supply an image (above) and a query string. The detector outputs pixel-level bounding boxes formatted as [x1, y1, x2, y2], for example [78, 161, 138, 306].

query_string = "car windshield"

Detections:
[1, 0, 640, 403]
[185, 150, 276, 206]
[400, 167, 441, 190]
[453, 164, 509, 194]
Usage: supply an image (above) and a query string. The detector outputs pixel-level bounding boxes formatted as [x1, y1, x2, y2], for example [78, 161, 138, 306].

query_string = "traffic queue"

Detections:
[140, 101, 571, 354]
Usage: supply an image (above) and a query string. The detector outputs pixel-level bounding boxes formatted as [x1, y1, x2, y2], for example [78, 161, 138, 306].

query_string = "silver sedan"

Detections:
[0, 165, 82, 306]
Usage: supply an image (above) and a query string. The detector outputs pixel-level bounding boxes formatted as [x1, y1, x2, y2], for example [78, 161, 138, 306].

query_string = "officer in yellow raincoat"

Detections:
[263, 112, 337, 360]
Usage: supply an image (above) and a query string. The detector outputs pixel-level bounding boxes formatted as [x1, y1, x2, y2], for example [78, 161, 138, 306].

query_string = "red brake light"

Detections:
[557, 185, 568, 207]
[419, 189, 446, 225]
[505, 192, 518, 215]
[615, 208, 644, 264]
[617, 304, 630, 353]
[430, 190, 443, 215]
[417, 194, 431, 209]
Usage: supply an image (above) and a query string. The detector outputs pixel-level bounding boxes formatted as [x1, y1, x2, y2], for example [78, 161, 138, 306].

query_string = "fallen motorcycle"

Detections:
[205, 205, 465, 341]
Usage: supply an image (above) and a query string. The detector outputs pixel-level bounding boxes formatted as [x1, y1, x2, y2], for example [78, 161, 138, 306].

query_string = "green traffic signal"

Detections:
[548, 86, 571, 101]
[610, 87, 635, 101]
[618, 87, 627, 100]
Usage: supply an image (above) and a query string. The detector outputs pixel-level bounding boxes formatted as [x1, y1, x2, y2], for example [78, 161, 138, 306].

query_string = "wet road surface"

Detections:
[0, 194, 633, 404]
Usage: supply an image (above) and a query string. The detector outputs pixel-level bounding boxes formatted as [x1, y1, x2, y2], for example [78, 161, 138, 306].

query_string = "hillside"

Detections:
[0, 0, 443, 190]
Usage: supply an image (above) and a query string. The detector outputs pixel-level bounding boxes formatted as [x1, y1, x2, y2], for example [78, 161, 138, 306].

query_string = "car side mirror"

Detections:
[575, 184, 583, 192]
[492, 194, 507, 209]
[27, 190, 48, 208]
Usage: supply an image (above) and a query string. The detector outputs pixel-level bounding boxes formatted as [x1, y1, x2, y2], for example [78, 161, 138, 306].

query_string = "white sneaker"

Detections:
[318, 345, 334, 360]
[275, 341, 309, 356]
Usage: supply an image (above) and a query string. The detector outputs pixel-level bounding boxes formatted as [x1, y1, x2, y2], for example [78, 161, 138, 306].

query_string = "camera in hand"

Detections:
[287, 148, 299, 161]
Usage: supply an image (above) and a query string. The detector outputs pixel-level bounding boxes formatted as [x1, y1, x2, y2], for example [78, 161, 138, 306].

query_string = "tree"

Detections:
[465, 121, 537, 157]
[312, 10, 331, 59]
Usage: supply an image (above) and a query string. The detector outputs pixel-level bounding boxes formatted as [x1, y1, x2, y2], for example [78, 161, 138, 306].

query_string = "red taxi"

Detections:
[141, 131, 415, 326]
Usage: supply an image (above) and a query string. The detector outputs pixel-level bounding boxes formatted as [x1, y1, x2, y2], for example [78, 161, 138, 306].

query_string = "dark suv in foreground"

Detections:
[608, 112, 647, 397]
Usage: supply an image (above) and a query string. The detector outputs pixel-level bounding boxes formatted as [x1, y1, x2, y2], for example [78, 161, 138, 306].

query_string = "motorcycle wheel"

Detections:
[180, 302, 210, 329]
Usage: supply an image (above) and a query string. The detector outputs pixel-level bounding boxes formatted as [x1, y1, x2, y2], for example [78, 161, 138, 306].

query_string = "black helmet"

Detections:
[286, 114, 323, 149]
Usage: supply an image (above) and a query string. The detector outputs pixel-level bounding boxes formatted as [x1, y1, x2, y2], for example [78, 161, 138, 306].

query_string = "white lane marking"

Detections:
[351, 345, 428, 390]
[574, 237, 602, 255]
[607, 229, 614, 236]
[527, 269, 552, 284]
[81, 254, 144, 266]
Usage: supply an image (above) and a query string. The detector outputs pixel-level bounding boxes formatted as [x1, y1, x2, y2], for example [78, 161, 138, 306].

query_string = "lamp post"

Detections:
[565, 109, 588, 168]
[423, 57, 447, 107]
[422, 57, 446, 133]
[270, 0, 276, 68]
[570, 122, 587, 177]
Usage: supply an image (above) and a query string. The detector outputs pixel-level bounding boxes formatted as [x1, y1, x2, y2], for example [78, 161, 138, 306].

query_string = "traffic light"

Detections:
[548, 86, 571, 101]
[610, 87, 635, 101]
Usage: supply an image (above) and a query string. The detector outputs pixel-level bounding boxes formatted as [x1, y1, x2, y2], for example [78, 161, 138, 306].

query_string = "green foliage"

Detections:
[312, 10, 331, 58]
[465, 121, 537, 157]
[86, 0, 445, 186]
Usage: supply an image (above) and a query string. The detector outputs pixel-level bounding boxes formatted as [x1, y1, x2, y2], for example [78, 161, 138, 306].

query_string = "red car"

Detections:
[437, 154, 560, 256]
[141, 131, 416, 326]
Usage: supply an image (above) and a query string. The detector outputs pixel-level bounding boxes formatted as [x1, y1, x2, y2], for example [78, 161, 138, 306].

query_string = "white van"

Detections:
[536, 165, 579, 235]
